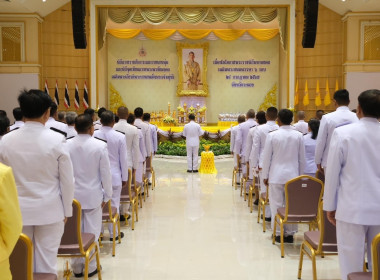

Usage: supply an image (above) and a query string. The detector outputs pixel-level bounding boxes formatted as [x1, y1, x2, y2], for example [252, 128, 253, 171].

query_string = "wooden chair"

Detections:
[248, 175, 258, 213]
[272, 175, 324, 258]
[347, 233, 380, 280]
[120, 169, 139, 230]
[257, 187, 270, 232]
[146, 154, 156, 190]
[232, 154, 242, 190]
[240, 162, 250, 201]
[101, 200, 121, 257]
[9, 233, 57, 280]
[298, 201, 337, 280]
[58, 199, 101, 280]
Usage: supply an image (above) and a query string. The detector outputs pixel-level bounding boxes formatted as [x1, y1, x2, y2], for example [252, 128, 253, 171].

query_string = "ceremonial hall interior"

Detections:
[1, 0, 380, 280]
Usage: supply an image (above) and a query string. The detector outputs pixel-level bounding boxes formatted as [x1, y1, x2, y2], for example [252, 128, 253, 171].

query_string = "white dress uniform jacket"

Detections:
[250, 121, 279, 169]
[230, 125, 239, 153]
[294, 120, 308, 134]
[9, 120, 24, 131]
[303, 133, 317, 176]
[45, 117, 68, 137]
[183, 120, 203, 147]
[134, 118, 152, 157]
[261, 126, 305, 184]
[149, 123, 158, 153]
[66, 134, 112, 209]
[66, 126, 78, 139]
[234, 118, 258, 162]
[93, 126, 128, 187]
[0, 122, 74, 225]
[324, 118, 380, 224]
[113, 119, 141, 169]
[315, 106, 358, 167]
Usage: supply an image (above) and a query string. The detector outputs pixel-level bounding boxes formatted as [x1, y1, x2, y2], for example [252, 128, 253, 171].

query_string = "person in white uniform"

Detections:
[315, 89, 358, 174]
[262, 109, 305, 243]
[294, 111, 308, 134]
[183, 113, 204, 172]
[143, 113, 157, 184]
[65, 111, 78, 139]
[66, 114, 112, 277]
[93, 110, 128, 240]
[0, 116, 10, 140]
[234, 109, 258, 189]
[127, 114, 146, 189]
[45, 102, 68, 137]
[250, 107, 279, 217]
[303, 119, 320, 177]
[9, 107, 24, 131]
[323, 89, 380, 280]
[0, 89, 74, 275]
[230, 115, 245, 183]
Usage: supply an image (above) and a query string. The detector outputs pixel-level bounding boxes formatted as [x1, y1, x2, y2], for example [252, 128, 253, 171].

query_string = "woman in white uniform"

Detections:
[303, 119, 320, 177]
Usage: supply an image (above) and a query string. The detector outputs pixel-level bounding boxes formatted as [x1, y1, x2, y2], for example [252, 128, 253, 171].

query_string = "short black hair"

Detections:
[127, 113, 135, 124]
[237, 114, 246, 123]
[143, 113, 151, 122]
[256, 111, 267, 125]
[0, 110, 6, 117]
[100, 110, 115, 126]
[97, 107, 107, 118]
[84, 108, 95, 117]
[117, 106, 129, 119]
[266, 107, 278, 120]
[358, 89, 380, 118]
[308, 119, 320, 140]
[333, 89, 350, 106]
[278, 109, 293, 125]
[65, 111, 77, 125]
[0, 116, 10, 136]
[246, 109, 255, 119]
[50, 102, 58, 117]
[75, 114, 93, 134]
[12, 107, 23, 121]
[188, 113, 195, 120]
[134, 107, 143, 118]
[18, 89, 52, 119]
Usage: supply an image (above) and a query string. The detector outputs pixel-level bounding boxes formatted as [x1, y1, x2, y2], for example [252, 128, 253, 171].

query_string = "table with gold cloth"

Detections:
[199, 151, 217, 174]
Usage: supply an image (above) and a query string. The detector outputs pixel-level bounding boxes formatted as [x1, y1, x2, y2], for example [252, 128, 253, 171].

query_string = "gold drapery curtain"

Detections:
[107, 29, 279, 41]
[98, 7, 287, 49]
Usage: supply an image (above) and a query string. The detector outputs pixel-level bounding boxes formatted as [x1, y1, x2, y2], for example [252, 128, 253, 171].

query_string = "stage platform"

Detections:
[158, 125, 231, 133]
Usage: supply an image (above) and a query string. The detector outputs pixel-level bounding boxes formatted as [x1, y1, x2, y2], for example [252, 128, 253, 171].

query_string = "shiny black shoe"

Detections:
[74, 272, 84, 278]
[275, 235, 281, 243]
[284, 235, 294, 243]
[260, 214, 271, 222]
[88, 269, 98, 278]
[110, 232, 124, 241]
[119, 215, 126, 222]
[193, 170, 198, 173]
[187, 170, 192, 173]
[253, 199, 259, 206]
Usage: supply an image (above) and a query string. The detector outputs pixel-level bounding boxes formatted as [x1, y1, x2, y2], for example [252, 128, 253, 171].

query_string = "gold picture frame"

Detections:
[177, 42, 209, 97]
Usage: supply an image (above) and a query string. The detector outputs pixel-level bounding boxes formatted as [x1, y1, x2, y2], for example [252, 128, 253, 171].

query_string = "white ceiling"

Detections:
[0, 0, 379, 18]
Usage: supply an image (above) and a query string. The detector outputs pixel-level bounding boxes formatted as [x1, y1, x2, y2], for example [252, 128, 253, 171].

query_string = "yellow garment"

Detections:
[0, 163, 23, 280]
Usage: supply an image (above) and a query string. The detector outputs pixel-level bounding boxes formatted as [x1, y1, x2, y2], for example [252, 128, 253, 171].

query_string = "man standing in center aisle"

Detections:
[234, 109, 258, 193]
[262, 109, 305, 243]
[66, 114, 112, 277]
[93, 110, 128, 241]
[183, 113, 204, 173]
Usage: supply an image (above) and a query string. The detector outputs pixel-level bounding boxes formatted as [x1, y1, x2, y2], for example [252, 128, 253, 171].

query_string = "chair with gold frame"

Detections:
[257, 186, 270, 232]
[240, 162, 250, 201]
[146, 153, 156, 190]
[120, 169, 139, 230]
[58, 199, 101, 280]
[347, 232, 380, 280]
[272, 175, 323, 258]
[232, 154, 242, 190]
[101, 199, 121, 257]
[9, 233, 57, 280]
[133, 169, 143, 208]
[248, 175, 258, 213]
[297, 201, 337, 280]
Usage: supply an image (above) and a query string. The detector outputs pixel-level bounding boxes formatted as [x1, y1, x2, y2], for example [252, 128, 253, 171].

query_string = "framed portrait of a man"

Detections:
[177, 42, 209, 97]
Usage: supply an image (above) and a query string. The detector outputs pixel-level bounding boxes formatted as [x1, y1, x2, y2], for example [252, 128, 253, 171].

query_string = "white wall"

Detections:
[0, 73, 39, 122]
[345, 72, 380, 110]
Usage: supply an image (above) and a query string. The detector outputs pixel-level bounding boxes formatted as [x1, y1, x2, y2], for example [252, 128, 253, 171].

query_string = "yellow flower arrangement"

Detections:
[198, 106, 207, 113]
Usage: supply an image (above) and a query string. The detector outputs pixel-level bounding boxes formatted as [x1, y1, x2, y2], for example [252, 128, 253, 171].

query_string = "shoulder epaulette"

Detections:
[303, 133, 308, 136]
[66, 136, 75, 140]
[94, 136, 107, 143]
[9, 127, 20, 132]
[115, 130, 125, 135]
[336, 121, 352, 128]
[50, 127, 67, 137]
[250, 125, 257, 128]
[94, 128, 99, 131]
